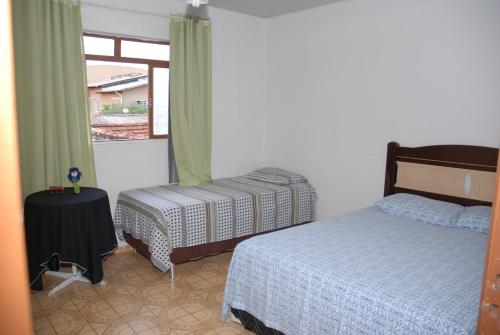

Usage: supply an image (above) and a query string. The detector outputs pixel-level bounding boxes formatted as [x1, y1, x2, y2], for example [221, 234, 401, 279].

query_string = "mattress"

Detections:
[222, 206, 487, 335]
[114, 177, 317, 272]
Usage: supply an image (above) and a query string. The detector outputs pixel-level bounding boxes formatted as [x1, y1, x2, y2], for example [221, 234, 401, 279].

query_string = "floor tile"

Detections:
[78, 323, 98, 335]
[89, 322, 108, 335]
[47, 310, 87, 334]
[30, 251, 250, 335]
[161, 302, 217, 331]
[33, 316, 57, 335]
[79, 299, 122, 324]
[105, 295, 143, 319]
[126, 316, 165, 335]
[101, 321, 136, 335]
[194, 321, 254, 335]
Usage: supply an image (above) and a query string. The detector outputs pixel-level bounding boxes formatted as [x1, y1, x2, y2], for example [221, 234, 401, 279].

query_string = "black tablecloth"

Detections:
[24, 187, 117, 291]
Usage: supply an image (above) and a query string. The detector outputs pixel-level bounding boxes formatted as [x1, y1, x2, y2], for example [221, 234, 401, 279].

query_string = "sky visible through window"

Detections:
[83, 36, 114, 56]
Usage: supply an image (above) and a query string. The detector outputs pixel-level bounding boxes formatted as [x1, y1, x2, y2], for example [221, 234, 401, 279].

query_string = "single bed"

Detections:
[222, 142, 499, 335]
[114, 171, 317, 276]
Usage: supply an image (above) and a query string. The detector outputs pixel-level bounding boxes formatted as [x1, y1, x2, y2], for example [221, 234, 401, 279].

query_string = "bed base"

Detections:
[231, 308, 284, 335]
[123, 221, 310, 277]
[123, 232, 252, 265]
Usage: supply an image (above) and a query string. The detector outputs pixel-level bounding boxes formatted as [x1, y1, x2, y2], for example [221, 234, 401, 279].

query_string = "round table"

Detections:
[24, 187, 117, 294]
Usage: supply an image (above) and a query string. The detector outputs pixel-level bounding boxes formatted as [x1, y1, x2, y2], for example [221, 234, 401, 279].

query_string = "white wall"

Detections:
[264, 0, 500, 219]
[83, 0, 500, 221]
[81, 0, 267, 212]
[93, 140, 169, 209]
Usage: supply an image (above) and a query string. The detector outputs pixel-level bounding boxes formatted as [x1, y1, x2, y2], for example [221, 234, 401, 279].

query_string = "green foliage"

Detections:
[101, 103, 148, 115]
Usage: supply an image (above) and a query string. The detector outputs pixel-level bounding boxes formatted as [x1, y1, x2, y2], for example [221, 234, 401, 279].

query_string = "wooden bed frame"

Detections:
[384, 142, 498, 206]
[124, 141, 499, 268]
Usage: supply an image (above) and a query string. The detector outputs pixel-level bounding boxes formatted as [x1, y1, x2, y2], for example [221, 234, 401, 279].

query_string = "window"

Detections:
[83, 33, 169, 141]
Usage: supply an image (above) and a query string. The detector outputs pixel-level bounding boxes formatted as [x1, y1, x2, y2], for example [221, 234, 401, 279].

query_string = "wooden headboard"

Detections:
[384, 142, 499, 206]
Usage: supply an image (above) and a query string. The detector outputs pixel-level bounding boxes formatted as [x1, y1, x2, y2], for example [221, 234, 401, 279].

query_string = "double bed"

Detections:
[222, 142, 499, 334]
[114, 171, 317, 277]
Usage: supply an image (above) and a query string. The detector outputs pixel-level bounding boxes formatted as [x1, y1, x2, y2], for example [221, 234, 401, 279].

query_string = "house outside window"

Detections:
[83, 33, 169, 141]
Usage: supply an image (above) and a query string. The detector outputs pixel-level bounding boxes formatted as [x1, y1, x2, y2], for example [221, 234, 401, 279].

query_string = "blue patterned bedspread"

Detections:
[222, 206, 487, 335]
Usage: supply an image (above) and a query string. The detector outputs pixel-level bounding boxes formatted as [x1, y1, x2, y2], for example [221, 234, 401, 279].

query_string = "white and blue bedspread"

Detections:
[222, 206, 487, 335]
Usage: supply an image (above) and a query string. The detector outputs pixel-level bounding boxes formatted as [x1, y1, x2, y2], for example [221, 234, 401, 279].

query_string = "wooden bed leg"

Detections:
[170, 264, 175, 281]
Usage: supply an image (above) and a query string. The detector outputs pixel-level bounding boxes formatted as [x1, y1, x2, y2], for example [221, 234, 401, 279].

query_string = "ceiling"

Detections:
[206, 0, 344, 18]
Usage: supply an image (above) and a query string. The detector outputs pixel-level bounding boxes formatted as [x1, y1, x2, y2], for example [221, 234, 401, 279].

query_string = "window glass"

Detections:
[121, 40, 170, 61]
[86, 60, 150, 141]
[153, 68, 169, 136]
[84, 33, 169, 141]
[83, 36, 114, 56]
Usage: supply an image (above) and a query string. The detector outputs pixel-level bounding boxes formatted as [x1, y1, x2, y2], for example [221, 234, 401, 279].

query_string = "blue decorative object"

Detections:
[67, 167, 82, 194]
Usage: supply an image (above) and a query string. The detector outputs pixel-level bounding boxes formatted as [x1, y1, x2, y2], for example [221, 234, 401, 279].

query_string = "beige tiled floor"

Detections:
[30, 249, 252, 335]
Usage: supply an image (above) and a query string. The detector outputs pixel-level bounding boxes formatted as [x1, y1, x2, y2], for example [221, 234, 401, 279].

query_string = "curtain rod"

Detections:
[80, 1, 174, 18]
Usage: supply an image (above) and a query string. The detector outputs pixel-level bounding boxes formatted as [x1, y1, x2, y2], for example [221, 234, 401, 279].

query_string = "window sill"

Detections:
[92, 138, 167, 145]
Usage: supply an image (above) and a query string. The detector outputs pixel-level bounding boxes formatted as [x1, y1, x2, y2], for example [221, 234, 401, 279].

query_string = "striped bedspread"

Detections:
[114, 176, 317, 272]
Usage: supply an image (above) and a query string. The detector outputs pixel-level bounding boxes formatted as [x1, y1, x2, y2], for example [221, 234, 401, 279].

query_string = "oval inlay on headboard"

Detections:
[464, 172, 472, 195]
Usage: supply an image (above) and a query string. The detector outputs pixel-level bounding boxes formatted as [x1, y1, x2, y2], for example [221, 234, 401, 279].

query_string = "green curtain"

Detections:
[12, 0, 97, 197]
[170, 15, 212, 186]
